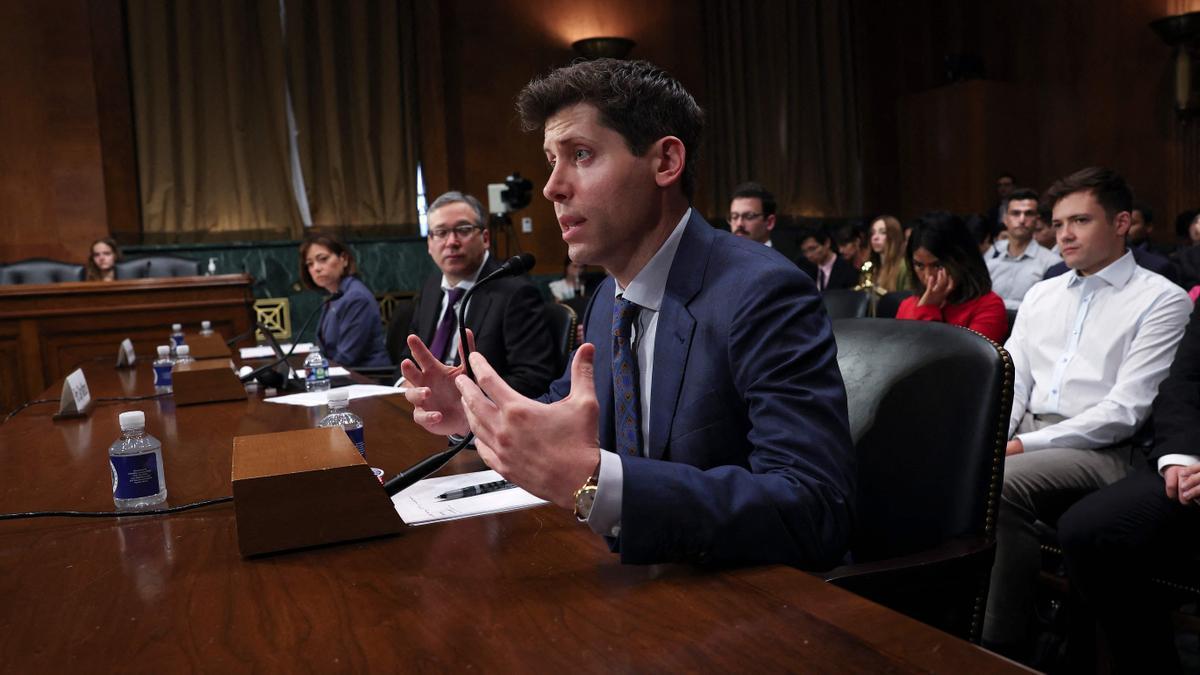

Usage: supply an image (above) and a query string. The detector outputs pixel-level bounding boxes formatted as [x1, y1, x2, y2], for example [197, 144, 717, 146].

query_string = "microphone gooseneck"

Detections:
[239, 290, 344, 386]
[384, 253, 536, 497]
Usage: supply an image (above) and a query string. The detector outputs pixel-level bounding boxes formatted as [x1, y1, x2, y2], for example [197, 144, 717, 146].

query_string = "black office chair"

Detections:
[1004, 308, 1018, 342]
[873, 290, 915, 318]
[544, 301, 578, 375]
[384, 295, 417, 367]
[115, 258, 151, 279]
[821, 289, 870, 319]
[0, 259, 85, 284]
[824, 318, 1014, 643]
[135, 255, 202, 278]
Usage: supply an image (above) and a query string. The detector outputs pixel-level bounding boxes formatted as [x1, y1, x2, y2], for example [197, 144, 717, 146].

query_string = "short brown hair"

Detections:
[516, 58, 704, 200]
[298, 233, 358, 290]
[1041, 167, 1133, 222]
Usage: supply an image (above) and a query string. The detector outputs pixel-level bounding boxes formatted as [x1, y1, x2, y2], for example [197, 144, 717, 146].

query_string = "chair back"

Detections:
[0, 259, 85, 284]
[874, 290, 915, 318]
[821, 289, 870, 319]
[833, 318, 1011, 561]
[139, 256, 202, 278]
[115, 259, 150, 279]
[384, 295, 417, 366]
[544, 301, 578, 374]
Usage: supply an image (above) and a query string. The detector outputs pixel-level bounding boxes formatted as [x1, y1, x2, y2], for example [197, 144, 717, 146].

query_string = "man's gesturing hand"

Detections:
[456, 344, 602, 509]
[401, 332, 473, 437]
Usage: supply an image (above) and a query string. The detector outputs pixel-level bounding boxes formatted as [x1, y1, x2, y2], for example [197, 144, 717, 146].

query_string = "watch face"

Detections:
[575, 485, 597, 521]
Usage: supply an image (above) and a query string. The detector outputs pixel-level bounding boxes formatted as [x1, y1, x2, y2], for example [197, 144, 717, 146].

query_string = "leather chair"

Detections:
[874, 290, 915, 318]
[0, 259, 85, 284]
[139, 256, 202, 278]
[384, 295, 417, 367]
[115, 258, 151, 279]
[821, 289, 870, 319]
[544, 301, 578, 375]
[823, 318, 1014, 643]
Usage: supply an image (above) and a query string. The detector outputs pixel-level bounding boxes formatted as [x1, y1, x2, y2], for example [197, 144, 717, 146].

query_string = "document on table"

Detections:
[264, 384, 403, 407]
[239, 343, 315, 359]
[391, 469, 548, 525]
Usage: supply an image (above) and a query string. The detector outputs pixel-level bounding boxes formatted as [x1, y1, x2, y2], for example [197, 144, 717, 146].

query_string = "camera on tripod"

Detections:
[487, 172, 533, 216]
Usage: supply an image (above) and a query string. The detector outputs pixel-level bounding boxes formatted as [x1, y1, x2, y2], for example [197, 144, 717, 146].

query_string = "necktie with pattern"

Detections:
[612, 295, 643, 456]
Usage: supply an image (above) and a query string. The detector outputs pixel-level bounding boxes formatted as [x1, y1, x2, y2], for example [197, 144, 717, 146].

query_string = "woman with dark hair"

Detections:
[895, 211, 1008, 343]
[86, 237, 122, 281]
[299, 233, 390, 368]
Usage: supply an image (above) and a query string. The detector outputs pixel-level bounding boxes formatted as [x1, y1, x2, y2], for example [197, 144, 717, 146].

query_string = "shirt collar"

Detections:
[613, 208, 691, 312]
[441, 250, 491, 292]
[1065, 249, 1135, 290]
[1000, 239, 1045, 261]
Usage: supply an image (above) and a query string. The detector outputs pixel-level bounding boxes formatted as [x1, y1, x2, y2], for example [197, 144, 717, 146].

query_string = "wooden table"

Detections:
[0, 274, 255, 413]
[0, 362, 1026, 673]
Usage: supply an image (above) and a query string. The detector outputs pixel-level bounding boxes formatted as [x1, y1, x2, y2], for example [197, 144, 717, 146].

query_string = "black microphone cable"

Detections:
[383, 253, 536, 496]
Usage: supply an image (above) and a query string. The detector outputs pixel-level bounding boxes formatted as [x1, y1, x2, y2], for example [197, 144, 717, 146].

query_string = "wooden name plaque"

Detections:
[231, 427, 404, 557]
[173, 359, 248, 406]
[183, 333, 231, 360]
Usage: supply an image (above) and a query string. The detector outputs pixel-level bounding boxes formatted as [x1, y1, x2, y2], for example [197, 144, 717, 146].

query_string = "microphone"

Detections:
[240, 290, 344, 387]
[383, 252, 536, 496]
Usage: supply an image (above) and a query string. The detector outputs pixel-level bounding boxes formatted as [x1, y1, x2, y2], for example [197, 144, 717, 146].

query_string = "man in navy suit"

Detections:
[401, 59, 854, 569]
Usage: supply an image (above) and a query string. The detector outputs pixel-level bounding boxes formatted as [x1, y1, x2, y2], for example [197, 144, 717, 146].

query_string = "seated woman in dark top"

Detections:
[299, 233, 391, 368]
[86, 237, 122, 281]
[896, 212, 1008, 343]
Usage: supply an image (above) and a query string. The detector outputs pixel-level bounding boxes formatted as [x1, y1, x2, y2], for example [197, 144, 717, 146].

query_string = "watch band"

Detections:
[573, 473, 599, 522]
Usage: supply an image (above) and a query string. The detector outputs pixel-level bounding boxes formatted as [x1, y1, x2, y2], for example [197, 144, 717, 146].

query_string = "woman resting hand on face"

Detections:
[896, 211, 1008, 343]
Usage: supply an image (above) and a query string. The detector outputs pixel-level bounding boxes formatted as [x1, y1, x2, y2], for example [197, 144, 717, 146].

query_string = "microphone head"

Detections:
[503, 252, 536, 275]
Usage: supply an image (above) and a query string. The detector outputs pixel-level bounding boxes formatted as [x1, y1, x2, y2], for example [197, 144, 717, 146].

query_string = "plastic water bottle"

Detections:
[153, 345, 174, 393]
[175, 345, 195, 365]
[109, 411, 167, 510]
[318, 388, 365, 458]
[200, 320, 213, 337]
[170, 323, 185, 357]
[303, 346, 330, 392]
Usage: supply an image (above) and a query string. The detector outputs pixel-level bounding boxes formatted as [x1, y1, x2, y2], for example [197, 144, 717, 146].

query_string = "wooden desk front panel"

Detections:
[0, 275, 254, 411]
[0, 364, 1025, 673]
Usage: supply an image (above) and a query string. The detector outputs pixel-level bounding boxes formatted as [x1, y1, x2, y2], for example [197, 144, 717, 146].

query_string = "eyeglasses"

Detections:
[429, 224, 483, 241]
[728, 211, 763, 222]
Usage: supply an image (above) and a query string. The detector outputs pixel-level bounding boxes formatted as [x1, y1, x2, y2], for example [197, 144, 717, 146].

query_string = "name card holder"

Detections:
[173, 359, 248, 406]
[54, 368, 93, 420]
[185, 333, 232, 360]
[116, 338, 136, 369]
[232, 427, 404, 556]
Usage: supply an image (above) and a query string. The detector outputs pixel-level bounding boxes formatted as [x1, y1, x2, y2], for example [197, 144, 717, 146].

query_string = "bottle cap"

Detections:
[201, 321, 211, 330]
[177, 345, 190, 356]
[118, 410, 146, 430]
[327, 388, 349, 404]
[157, 345, 170, 357]
[172, 323, 182, 331]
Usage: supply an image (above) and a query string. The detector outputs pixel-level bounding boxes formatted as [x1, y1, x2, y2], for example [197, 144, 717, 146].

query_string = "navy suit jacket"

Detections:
[543, 212, 855, 569]
[317, 275, 391, 368]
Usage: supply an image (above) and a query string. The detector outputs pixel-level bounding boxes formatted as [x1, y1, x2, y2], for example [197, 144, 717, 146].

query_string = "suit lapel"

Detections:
[646, 214, 709, 460]
[590, 283, 616, 453]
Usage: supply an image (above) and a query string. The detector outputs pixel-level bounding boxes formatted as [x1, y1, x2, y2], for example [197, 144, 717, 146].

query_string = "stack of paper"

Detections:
[391, 469, 548, 525]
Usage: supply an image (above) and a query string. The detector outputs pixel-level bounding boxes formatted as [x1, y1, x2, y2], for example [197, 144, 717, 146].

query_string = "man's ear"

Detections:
[652, 136, 686, 190]
[1113, 211, 1132, 238]
[766, 214, 776, 233]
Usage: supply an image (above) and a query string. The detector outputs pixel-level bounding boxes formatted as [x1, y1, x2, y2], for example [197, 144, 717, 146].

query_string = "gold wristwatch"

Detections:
[573, 473, 599, 522]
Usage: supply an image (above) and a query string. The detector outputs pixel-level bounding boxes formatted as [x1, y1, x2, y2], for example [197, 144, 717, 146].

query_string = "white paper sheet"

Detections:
[239, 342, 315, 359]
[263, 384, 403, 407]
[391, 469, 548, 525]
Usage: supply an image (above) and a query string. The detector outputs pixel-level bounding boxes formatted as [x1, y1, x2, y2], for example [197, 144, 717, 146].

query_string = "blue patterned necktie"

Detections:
[612, 295, 643, 456]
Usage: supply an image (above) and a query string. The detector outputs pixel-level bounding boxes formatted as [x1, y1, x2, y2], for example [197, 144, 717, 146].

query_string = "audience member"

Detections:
[1032, 202, 1059, 255]
[398, 191, 556, 397]
[987, 172, 1016, 227]
[300, 233, 391, 369]
[86, 237, 121, 282]
[401, 58, 854, 568]
[797, 226, 857, 292]
[1173, 211, 1200, 288]
[549, 256, 587, 302]
[964, 213, 997, 255]
[1056, 300, 1200, 673]
[895, 212, 1007, 342]
[982, 167, 1191, 662]
[728, 182, 777, 247]
[985, 187, 1058, 310]
[868, 215, 910, 293]
[833, 222, 871, 272]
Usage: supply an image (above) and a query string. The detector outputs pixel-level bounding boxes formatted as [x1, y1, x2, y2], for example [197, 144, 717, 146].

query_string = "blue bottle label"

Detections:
[172, 334, 185, 346]
[153, 364, 173, 387]
[111, 453, 161, 499]
[345, 426, 365, 458]
[307, 366, 327, 383]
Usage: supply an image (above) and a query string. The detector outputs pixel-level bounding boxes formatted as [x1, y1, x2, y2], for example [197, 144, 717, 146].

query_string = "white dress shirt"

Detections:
[437, 251, 490, 364]
[986, 239, 1060, 310]
[1005, 251, 1192, 452]
[587, 209, 691, 537]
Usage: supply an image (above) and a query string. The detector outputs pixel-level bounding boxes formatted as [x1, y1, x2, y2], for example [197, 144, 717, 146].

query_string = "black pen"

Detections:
[436, 479, 518, 501]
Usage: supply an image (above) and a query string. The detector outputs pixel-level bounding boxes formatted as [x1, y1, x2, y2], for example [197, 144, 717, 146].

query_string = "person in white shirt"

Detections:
[548, 257, 587, 302]
[982, 167, 1192, 661]
[727, 182, 777, 247]
[985, 188, 1060, 310]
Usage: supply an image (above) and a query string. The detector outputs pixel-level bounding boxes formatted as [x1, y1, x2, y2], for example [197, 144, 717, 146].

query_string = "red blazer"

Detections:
[896, 291, 1008, 343]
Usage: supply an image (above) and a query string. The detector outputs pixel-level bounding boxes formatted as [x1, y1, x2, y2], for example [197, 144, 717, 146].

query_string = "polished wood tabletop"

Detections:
[0, 362, 1026, 673]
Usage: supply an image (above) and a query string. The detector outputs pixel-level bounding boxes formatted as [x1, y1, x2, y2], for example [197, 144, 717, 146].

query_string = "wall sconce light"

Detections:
[571, 37, 636, 60]
[1150, 11, 1200, 117]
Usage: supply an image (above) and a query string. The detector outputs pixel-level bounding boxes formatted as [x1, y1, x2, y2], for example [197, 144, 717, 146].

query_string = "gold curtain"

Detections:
[128, 0, 302, 239]
[284, 0, 421, 231]
[702, 0, 862, 218]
